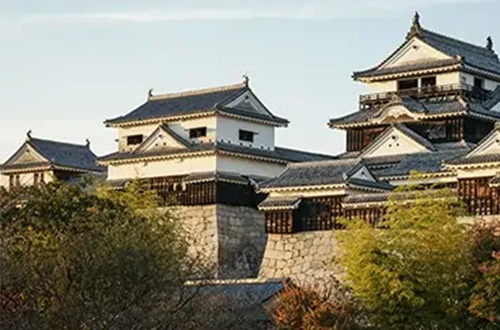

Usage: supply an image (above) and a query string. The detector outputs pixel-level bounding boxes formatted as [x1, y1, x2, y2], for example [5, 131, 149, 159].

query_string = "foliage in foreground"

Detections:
[0, 181, 251, 330]
[336, 185, 500, 330]
[271, 279, 363, 330]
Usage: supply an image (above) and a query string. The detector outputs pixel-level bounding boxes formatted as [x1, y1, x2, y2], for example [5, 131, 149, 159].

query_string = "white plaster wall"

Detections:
[118, 124, 159, 152]
[455, 167, 500, 179]
[0, 170, 54, 189]
[216, 155, 285, 178]
[368, 81, 397, 93]
[107, 156, 217, 180]
[216, 116, 275, 150]
[364, 130, 429, 158]
[437, 72, 460, 86]
[460, 72, 500, 91]
[168, 117, 217, 144]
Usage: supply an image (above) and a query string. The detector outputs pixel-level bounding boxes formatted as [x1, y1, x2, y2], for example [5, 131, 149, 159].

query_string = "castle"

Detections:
[2, 14, 500, 282]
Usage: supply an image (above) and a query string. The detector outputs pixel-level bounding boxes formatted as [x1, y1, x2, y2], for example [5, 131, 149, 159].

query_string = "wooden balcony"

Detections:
[359, 83, 492, 110]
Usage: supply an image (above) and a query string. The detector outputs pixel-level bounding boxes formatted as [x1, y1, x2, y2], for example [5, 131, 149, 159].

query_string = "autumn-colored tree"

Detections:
[271, 280, 362, 330]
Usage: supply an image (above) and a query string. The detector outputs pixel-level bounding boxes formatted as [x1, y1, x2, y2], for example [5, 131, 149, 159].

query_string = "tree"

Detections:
[0, 180, 202, 329]
[336, 185, 493, 329]
[271, 279, 362, 330]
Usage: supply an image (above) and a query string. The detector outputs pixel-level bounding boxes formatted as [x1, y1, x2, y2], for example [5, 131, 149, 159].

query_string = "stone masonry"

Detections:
[258, 231, 342, 285]
[172, 204, 267, 279]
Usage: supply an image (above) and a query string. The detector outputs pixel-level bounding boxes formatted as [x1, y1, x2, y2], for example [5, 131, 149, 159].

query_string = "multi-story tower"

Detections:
[0, 132, 103, 190]
[257, 14, 500, 282]
[98, 80, 333, 277]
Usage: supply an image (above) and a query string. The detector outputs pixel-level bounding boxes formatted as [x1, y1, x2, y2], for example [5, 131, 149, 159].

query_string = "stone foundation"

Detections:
[172, 204, 267, 279]
[258, 231, 342, 285]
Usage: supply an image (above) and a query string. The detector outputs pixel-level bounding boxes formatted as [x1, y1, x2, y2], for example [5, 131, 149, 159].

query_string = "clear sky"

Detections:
[1, 0, 499, 161]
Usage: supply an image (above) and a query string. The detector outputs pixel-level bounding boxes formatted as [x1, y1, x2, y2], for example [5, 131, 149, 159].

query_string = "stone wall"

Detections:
[258, 231, 342, 285]
[172, 204, 267, 279]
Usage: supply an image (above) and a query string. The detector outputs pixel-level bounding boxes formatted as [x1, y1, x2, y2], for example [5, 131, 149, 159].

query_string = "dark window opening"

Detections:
[239, 130, 255, 142]
[9, 175, 14, 188]
[127, 135, 143, 145]
[421, 76, 436, 88]
[189, 127, 207, 139]
[397, 79, 418, 91]
[474, 77, 484, 90]
[34, 173, 39, 185]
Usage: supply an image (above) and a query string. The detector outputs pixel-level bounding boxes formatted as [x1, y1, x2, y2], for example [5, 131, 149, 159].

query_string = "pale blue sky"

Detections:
[1, 0, 499, 161]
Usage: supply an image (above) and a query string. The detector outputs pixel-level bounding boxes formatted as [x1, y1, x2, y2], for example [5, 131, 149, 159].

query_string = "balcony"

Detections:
[359, 83, 492, 110]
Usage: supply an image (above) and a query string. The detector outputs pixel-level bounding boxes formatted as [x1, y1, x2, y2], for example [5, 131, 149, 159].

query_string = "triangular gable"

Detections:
[2, 142, 49, 167]
[135, 125, 191, 153]
[349, 165, 376, 182]
[224, 89, 274, 117]
[379, 37, 452, 69]
[360, 125, 433, 158]
[467, 129, 500, 157]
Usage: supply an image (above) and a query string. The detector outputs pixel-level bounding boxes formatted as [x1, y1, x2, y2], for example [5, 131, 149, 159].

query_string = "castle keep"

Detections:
[2, 14, 500, 281]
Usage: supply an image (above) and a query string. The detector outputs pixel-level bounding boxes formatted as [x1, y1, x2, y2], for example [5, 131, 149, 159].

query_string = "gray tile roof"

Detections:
[183, 171, 249, 184]
[343, 193, 390, 205]
[420, 29, 500, 75]
[262, 159, 362, 189]
[329, 96, 500, 128]
[258, 196, 302, 210]
[353, 26, 500, 79]
[98, 142, 334, 164]
[446, 153, 500, 166]
[368, 150, 466, 178]
[1, 138, 102, 172]
[105, 83, 289, 126]
[188, 279, 288, 310]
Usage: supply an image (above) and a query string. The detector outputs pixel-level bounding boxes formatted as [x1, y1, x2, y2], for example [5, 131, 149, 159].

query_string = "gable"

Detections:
[360, 127, 432, 158]
[135, 126, 190, 153]
[381, 37, 452, 69]
[468, 130, 500, 157]
[3, 143, 48, 166]
[225, 90, 273, 117]
[349, 165, 376, 182]
[374, 104, 422, 124]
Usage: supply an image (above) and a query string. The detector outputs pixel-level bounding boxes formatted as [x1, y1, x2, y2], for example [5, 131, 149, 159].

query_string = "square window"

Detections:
[189, 127, 207, 139]
[397, 79, 418, 91]
[239, 130, 255, 142]
[127, 135, 143, 145]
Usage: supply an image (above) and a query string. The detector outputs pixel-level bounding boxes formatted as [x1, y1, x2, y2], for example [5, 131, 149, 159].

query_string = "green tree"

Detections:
[0, 180, 201, 329]
[336, 185, 488, 329]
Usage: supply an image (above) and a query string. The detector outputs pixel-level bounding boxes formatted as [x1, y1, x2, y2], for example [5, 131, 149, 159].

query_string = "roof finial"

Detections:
[406, 11, 422, 40]
[487, 36, 493, 51]
[148, 88, 154, 98]
[242, 73, 249, 87]
[85, 138, 90, 148]
[26, 129, 32, 140]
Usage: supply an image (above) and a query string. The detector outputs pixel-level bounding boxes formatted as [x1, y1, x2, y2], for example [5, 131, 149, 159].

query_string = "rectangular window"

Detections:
[40, 172, 45, 183]
[474, 77, 484, 89]
[239, 130, 255, 142]
[421, 76, 436, 88]
[397, 79, 418, 91]
[9, 175, 14, 188]
[189, 127, 207, 139]
[34, 173, 39, 185]
[127, 135, 143, 145]
[15, 175, 20, 187]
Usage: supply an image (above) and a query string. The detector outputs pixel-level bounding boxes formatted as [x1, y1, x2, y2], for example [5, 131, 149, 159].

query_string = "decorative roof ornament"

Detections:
[242, 73, 249, 87]
[406, 12, 423, 40]
[148, 88, 154, 98]
[486, 36, 493, 51]
[85, 138, 90, 148]
[26, 129, 32, 141]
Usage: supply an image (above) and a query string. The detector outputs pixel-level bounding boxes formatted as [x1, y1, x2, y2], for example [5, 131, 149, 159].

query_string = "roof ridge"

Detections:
[29, 137, 89, 149]
[287, 158, 359, 169]
[148, 82, 247, 101]
[421, 28, 495, 56]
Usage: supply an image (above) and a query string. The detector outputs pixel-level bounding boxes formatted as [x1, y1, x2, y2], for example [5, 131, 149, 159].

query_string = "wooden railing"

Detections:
[359, 83, 492, 110]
